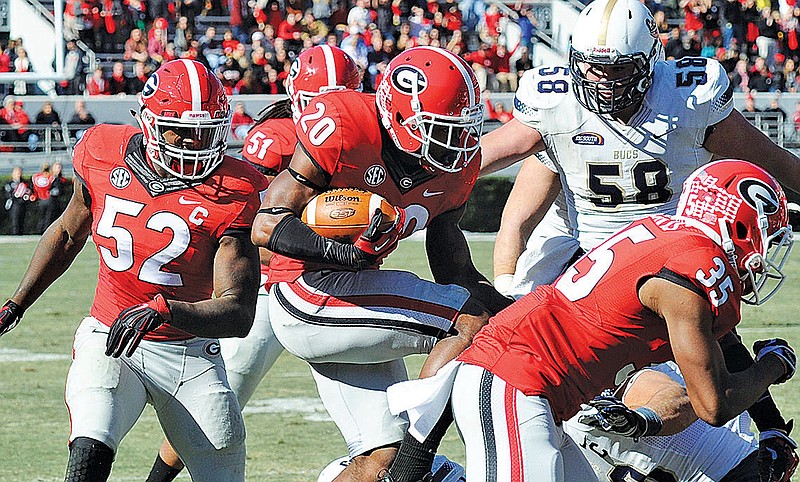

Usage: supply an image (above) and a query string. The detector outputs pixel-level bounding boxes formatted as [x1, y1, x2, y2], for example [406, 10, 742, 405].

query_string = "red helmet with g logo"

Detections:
[286, 45, 362, 120]
[376, 46, 483, 173]
[676, 159, 793, 305]
[138, 59, 231, 180]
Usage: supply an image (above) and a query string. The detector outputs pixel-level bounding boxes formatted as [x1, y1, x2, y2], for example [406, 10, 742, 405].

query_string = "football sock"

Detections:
[389, 404, 454, 482]
[145, 455, 183, 482]
[64, 437, 114, 482]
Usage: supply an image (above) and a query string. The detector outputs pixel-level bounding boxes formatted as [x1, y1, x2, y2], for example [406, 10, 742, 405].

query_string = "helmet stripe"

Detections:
[418, 46, 475, 106]
[321, 44, 338, 88]
[179, 59, 202, 111]
[598, 0, 619, 46]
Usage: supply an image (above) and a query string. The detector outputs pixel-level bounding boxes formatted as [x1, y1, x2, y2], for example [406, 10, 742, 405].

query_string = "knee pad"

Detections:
[64, 437, 114, 482]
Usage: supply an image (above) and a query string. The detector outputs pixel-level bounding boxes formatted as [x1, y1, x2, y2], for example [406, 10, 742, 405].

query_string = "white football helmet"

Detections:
[569, 0, 664, 115]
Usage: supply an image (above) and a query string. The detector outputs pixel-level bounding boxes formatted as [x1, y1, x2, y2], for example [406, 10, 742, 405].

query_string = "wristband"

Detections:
[493, 274, 514, 297]
[151, 294, 172, 321]
[635, 407, 663, 437]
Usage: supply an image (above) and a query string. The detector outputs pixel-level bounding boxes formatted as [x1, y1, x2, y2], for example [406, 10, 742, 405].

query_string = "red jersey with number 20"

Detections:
[458, 214, 742, 422]
[268, 90, 479, 283]
[73, 124, 268, 341]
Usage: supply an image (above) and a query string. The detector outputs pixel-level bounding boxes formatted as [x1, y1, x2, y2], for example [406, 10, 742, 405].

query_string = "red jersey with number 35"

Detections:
[242, 117, 296, 174]
[73, 124, 268, 341]
[458, 214, 742, 422]
[268, 90, 479, 283]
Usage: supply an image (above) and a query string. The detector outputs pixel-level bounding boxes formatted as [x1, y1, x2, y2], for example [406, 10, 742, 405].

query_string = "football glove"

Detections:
[105, 294, 171, 358]
[353, 207, 406, 264]
[0, 300, 24, 337]
[758, 420, 799, 482]
[754, 338, 796, 384]
[577, 395, 663, 441]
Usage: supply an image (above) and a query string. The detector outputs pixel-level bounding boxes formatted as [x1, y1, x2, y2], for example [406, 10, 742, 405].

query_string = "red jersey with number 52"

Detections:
[268, 90, 479, 284]
[73, 124, 268, 341]
[458, 214, 742, 422]
[241, 117, 296, 175]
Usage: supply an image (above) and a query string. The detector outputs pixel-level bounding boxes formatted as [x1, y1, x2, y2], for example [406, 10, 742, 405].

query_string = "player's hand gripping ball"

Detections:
[302, 188, 397, 243]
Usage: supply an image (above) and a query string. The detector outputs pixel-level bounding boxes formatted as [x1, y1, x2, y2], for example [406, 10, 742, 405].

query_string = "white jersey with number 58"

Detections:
[513, 57, 733, 249]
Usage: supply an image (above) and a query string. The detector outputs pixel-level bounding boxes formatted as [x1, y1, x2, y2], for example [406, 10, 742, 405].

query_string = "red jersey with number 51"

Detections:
[458, 214, 742, 422]
[241, 117, 296, 175]
[73, 124, 268, 341]
[267, 90, 479, 284]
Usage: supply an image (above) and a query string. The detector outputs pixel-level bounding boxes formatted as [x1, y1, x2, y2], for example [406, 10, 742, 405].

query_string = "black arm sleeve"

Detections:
[266, 215, 374, 269]
[721, 333, 789, 432]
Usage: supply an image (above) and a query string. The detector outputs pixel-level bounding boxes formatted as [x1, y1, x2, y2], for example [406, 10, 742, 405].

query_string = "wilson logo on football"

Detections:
[330, 208, 357, 219]
[572, 132, 604, 145]
[391, 66, 428, 95]
[325, 194, 362, 203]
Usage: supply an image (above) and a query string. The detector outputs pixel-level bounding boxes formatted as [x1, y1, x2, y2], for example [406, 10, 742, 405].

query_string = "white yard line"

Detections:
[0, 347, 70, 362]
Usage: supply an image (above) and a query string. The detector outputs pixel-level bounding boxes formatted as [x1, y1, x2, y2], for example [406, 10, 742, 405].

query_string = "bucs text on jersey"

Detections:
[458, 214, 742, 422]
[73, 124, 268, 341]
[267, 90, 480, 284]
[513, 57, 733, 249]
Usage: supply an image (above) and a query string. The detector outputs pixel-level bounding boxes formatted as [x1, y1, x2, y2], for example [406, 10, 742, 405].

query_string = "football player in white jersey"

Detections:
[479, 0, 800, 478]
[565, 361, 764, 482]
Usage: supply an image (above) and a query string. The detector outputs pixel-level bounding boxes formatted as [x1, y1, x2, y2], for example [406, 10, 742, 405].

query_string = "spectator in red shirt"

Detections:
[484, 3, 502, 38]
[31, 163, 55, 233]
[85, 67, 109, 95]
[491, 43, 515, 92]
[124, 28, 149, 63]
[108, 61, 133, 95]
[792, 101, 800, 135]
[231, 101, 254, 139]
[0, 96, 34, 151]
[485, 97, 513, 124]
[222, 29, 241, 56]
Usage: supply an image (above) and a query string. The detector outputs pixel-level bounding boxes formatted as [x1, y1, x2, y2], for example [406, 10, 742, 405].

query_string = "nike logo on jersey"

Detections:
[652, 127, 677, 140]
[422, 189, 444, 197]
[178, 196, 202, 205]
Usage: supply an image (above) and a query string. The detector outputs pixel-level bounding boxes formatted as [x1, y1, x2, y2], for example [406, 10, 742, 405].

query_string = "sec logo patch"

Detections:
[110, 167, 131, 189]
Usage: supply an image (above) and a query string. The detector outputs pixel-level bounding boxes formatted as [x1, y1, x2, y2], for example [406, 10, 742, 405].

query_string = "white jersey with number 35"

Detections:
[513, 58, 733, 249]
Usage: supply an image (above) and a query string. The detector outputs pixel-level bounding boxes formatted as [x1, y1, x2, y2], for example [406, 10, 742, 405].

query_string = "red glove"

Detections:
[353, 207, 406, 263]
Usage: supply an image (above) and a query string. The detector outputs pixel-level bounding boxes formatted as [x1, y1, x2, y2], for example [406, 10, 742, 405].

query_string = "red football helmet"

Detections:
[376, 46, 483, 173]
[286, 45, 362, 120]
[138, 59, 231, 180]
[676, 160, 793, 305]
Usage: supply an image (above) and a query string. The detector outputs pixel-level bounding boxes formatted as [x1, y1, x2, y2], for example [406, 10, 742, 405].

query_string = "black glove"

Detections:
[0, 300, 24, 337]
[754, 338, 797, 384]
[577, 396, 663, 441]
[105, 294, 171, 358]
[759, 421, 799, 482]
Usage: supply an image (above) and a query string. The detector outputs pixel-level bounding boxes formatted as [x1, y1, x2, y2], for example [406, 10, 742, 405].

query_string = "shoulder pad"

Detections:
[514, 66, 571, 124]
[662, 58, 729, 102]
[73, 124, 140, 177]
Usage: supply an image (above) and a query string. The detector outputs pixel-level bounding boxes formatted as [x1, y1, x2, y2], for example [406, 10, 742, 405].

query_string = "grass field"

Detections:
[0, 236, 799, 481]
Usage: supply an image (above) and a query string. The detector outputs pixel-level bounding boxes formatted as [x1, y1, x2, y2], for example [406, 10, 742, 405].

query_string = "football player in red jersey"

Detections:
[146, 45, 364, 482]
[251, 46, 512, 481]
[0, 59, 267, 482]
[386, 160, 796, 482]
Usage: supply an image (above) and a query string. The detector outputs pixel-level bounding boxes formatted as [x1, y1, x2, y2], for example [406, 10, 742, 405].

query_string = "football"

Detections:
[302, 188, 397, 243]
